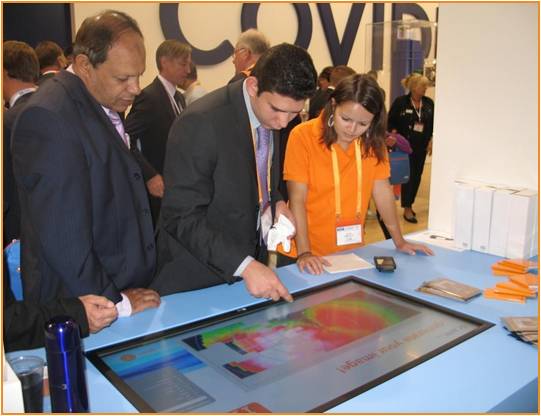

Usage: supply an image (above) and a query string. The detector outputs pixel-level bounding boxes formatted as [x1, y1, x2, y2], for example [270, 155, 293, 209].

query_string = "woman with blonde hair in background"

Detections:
[388, 73, 434, 223]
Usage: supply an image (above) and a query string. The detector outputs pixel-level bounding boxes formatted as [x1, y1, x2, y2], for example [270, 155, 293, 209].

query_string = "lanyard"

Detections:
[410, 97, 422, 121]
[251, 128, 272, 206]
[331, 139, 362, 220]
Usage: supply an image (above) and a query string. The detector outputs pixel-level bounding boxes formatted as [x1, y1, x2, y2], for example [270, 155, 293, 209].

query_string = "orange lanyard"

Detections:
[331, 140, 362, 220]
[251, 128, 272, 206]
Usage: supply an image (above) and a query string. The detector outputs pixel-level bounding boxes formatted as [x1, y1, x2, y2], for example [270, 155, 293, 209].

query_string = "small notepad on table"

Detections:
[322, 253, 374, 274]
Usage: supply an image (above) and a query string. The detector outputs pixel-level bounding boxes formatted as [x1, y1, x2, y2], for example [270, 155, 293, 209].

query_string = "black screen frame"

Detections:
[85, 276, 493, 413]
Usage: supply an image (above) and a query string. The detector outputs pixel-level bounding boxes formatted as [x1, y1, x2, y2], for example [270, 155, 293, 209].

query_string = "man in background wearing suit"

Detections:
[126, 40, 192, 225]
[152, 43, 317, 301]
[228, 28, 270, 84]
[3, 41, 38, 247]
[35, 40, 67, 86]
[11, 10, 160, 317]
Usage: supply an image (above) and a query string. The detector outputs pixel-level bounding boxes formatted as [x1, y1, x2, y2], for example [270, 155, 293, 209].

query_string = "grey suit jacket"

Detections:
[152, 80, 283, 294]
[11, 71, 156, 304]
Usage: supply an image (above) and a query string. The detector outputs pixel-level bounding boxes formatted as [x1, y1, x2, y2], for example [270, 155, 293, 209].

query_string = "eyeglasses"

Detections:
[232, 48, 246, 58]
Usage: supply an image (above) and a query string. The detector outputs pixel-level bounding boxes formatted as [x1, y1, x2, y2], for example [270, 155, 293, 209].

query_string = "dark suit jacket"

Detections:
[3, 257, 88, 353]
[11, 71, 156, 304]
[152, 80, 283, 295]
[3, 92, 33, 247]
[37, 71, 57, 86]
[125, 77, 185, 175]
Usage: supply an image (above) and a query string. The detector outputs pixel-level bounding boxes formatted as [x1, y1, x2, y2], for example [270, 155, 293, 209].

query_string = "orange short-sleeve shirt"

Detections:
[284, 115, 390, 256]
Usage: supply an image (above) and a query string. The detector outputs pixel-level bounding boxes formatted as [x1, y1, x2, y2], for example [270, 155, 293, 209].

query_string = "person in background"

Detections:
[306, 66, 332, 120]
[11, 10, 160, 317]
[64, 43, 74, 66]
[152, 44, 317, 301]
[388, 73, 434, 223]
[284, 74, 433, 274]
[126, 40, 192, 226]
[228, 28, 270, 84]
[3, 41, 38, 247]
[34, 40, 67, 85]
[181, 62, 207, 106]
[309, 65, 355, 119]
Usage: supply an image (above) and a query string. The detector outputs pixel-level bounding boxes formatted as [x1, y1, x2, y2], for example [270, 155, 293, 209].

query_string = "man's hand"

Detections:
[242, 260, 293, 302]
[78, 295, 118, 333]
[121, 288, 161, 314]
[274, 201, 296, 238]
[146, 174, 164, 198]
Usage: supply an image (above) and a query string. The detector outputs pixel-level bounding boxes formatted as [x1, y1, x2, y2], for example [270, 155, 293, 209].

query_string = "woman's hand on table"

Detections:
[296, 252, 331, 275]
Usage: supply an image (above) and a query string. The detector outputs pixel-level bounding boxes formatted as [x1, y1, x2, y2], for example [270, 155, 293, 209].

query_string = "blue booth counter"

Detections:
[7, 239, 538, 413]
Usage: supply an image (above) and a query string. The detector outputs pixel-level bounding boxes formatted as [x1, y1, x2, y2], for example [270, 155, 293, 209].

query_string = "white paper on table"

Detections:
[406, 230, 465, 252]
[322, 253, 375, 274]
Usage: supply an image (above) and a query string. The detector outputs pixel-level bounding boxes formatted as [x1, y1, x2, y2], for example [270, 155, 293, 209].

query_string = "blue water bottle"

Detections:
[44, 316, 89, 412]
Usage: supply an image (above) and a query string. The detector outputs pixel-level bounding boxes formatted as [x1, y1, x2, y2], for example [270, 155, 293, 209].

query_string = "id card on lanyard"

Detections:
[411, 98, 424, 133]
[331, 140, 363, 246]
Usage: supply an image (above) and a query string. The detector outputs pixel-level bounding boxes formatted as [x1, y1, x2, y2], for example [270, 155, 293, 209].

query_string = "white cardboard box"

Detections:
[506, 189, 538, 258]
[454, 182, 476, 250]
[472, 186, 495, 253]
[488, 188, 516, 256]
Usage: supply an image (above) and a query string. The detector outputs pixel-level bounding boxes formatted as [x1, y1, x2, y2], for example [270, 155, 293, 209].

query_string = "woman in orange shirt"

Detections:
[284, 74, 433, 274]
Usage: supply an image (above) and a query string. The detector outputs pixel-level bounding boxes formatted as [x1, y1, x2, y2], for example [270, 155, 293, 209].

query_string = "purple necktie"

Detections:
[255, 125, 271, 210]
[104, 108, 129, 148]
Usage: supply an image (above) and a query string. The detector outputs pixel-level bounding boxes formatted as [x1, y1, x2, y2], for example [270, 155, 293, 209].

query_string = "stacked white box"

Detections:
[472, 186, 495, 253]
[506, 189, 538, 258]
[453, 182, 476, 250]
[488, 188, 516, 257]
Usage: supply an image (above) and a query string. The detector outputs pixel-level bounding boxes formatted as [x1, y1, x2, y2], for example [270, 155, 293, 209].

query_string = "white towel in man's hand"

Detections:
[266, 215, 295, 252]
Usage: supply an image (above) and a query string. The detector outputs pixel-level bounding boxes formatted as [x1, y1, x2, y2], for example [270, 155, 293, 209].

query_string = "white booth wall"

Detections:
[429, 3, 538, 234]
[72, 3, 538, 238]
[71, 3, 437, 94]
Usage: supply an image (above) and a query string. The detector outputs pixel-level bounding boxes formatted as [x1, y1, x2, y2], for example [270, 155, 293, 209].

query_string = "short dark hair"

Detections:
[35, 40, 64, 70]
[73, 10, 143, 67]
[322, 74, 387, 163]
[319, 66, 333, 82]
[3, 40, 39, 83]
[250, 43, 317, 100]
[330, 65, 356, 87]
[155, 40, 191, 71]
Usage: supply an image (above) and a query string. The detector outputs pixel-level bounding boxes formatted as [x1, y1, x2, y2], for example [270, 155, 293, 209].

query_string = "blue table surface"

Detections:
[8, 239, 538, 413]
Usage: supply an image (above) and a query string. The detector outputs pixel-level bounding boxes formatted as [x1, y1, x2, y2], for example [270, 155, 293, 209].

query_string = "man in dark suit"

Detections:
[125, 40, 192, 225]
[11, 10, 160, 317]
[3, 41, 39, 247]
[35, 40, 67, 86]
[152, 43, 317, 301]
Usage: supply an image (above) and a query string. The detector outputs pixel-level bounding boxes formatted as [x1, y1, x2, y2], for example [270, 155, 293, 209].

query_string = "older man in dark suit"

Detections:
[152, 44, 317, 301]
[125, 40, 191, 225]
[11, 10, 160, 317]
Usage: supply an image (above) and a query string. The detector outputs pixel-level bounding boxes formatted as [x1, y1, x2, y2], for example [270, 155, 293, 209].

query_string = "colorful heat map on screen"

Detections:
[182, 290, 418, 379]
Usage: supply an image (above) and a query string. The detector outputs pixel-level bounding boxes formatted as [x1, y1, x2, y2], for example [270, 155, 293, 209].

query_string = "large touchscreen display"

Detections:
[87, 277, 491, 412]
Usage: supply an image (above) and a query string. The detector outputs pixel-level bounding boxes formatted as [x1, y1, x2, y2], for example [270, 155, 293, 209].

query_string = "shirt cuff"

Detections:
[115, 293, 133, 317]
[234, 256, 255, 277]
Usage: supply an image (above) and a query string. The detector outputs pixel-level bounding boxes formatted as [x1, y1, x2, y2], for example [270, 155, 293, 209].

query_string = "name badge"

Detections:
[413, 122, 424, 133]
[405, 109, 413, 114]
[336, 224, 362, 246]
